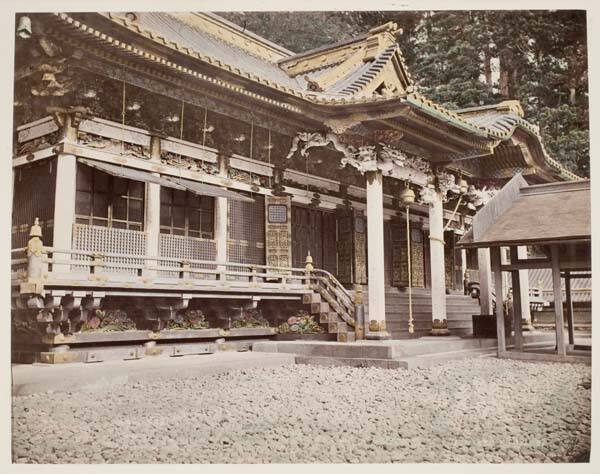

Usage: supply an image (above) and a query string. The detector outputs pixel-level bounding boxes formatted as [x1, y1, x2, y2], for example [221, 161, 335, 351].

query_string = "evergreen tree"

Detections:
[220, 10, 589, 177]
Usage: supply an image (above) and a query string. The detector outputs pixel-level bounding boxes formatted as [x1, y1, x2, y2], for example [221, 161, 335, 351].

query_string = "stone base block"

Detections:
[365, 331, 391, 340]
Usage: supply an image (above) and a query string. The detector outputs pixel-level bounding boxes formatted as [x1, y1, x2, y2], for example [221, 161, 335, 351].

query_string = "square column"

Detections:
[517, 245, 533, 330]
[365, 170, 389, 338]
[52, 153, 77, 272]
[214, 197, 228, 264]
[477, 248, 494, 315]
[145, 136, 162, 275]
[428, 190, 447, 330]
[215, 153, 229, 268]
[491, 246, 506, 354]
[52, 114, 79, 272]
[550, 245, 567, 356]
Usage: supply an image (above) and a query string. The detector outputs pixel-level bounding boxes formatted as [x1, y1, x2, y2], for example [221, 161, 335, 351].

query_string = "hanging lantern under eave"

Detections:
[399, 185, 415, 206]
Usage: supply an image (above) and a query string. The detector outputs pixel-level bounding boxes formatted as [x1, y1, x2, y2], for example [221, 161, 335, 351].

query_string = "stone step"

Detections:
[302, 292, 321, 304]
[319, 312, 338, 324]
[328, 321, 347, 333]
[295, 355, 405, 369]
[396, 347, 497, 369]
[337, 331, 355, 343]
[311, 301, 330, 314]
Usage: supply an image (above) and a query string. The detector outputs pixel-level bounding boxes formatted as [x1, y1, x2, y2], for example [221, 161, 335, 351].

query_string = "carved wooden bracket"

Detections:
[286, 132, 433, 178]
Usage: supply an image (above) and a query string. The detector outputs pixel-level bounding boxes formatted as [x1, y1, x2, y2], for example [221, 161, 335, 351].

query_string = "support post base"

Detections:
[522, 320, 535, 332]
[429, 328, 451, 336]
[365, 331, 391, 340]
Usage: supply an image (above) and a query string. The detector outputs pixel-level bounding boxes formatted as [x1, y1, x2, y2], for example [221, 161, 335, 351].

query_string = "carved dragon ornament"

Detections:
[286, 132, 431, 176]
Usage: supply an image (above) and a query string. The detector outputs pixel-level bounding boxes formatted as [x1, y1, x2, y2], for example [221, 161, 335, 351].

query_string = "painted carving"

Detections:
[161, 152, 219, 174]
[286, 132, 355, 163]
[17, 131, 60, 156]
[466, 185, 498, 209]
[78, 131, 151, 160]
[418, 185, 437, 206]
[379, 144, 431, 174]
[436, 170, 461, 202]
[287, 132, 432, 177]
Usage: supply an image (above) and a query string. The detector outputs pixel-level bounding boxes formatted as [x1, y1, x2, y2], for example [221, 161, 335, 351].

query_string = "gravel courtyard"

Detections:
[12, 358, 591, 464]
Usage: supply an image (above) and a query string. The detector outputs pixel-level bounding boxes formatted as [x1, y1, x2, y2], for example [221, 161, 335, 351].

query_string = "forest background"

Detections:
[220, 10, 589, 177]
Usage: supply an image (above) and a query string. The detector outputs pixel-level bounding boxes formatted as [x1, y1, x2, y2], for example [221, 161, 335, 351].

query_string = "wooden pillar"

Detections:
[491, 246, 506, 354]
[509, 247, 523, 351]
[517, 245, 533, 329]
[460, 248, 468, 293]
[565, 271, 575, 345]
[215, 154, 229, 266]
[477, 248, 494, 314]
[365, 170, 388, 337]
[428, 191, 447, 325]
[551, 245, 567, 356]
[145, 136, 162, 269]
[52, 116, 78, 273]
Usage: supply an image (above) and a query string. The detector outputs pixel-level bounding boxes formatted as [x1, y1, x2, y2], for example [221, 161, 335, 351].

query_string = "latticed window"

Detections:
[75, 165, 145, 231]
[160, 188, 214, 239]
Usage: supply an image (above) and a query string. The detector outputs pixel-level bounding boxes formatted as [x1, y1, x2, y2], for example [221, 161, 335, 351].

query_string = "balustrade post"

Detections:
[91, 253, 104, 275]
[180, 260, 191, 280]
[304, 251, 314, 288]
[353, 283, 365, 340]
[22, 218, 46, 295]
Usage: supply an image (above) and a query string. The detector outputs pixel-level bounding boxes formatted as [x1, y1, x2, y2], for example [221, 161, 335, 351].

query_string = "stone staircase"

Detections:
[302, 291, 356, 343]
[300, 280, 481, 342]
[366, 287, 481, 338]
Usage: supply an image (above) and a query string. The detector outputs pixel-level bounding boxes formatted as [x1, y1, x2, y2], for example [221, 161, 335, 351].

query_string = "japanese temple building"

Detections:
[10, 12, 583, 358]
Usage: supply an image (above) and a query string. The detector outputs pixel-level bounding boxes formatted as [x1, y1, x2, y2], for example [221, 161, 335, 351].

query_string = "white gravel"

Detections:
[12, 358, 591, 463]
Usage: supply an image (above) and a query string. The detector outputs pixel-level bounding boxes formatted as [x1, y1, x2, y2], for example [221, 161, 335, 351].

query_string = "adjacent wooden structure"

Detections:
[459, 176, 591, 361]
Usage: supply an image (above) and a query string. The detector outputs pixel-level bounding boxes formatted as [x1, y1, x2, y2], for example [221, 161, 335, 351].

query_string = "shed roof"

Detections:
[458, 177, 591, 248]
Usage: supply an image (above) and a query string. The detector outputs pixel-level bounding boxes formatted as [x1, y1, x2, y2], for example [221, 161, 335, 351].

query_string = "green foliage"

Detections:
[82, 310, 136, 332]
[539, 105, 590, 177]
[221, 10, 589, 177]
[232, 309, 270, 328]
[165, 310, 209, 330]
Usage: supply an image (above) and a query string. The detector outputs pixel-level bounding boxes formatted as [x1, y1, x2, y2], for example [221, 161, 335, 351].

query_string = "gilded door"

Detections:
[390, 217, 426, 288]
[265, 195, 291, 269]
[336, 209, 366, 285]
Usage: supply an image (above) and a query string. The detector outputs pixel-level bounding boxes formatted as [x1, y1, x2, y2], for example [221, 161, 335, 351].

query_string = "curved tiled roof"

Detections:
[456, 105, 581, 181]
[51, 12, 582, 182]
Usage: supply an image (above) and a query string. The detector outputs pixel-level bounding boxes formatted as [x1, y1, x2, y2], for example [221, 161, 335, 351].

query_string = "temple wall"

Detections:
[12, 158, 56, 248]
[227, 194, 265, 266]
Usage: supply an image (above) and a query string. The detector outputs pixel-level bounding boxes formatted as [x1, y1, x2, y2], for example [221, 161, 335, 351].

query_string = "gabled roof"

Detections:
[278, 21, 414, 98]
[103, 13, 413, 100]
[455, 101, 581, 181]
[458, 175, 591, 248]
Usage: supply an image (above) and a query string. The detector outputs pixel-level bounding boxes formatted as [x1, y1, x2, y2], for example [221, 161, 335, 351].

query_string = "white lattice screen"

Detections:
[72, 224, 146, 275]
[159, 233, 217, 279]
